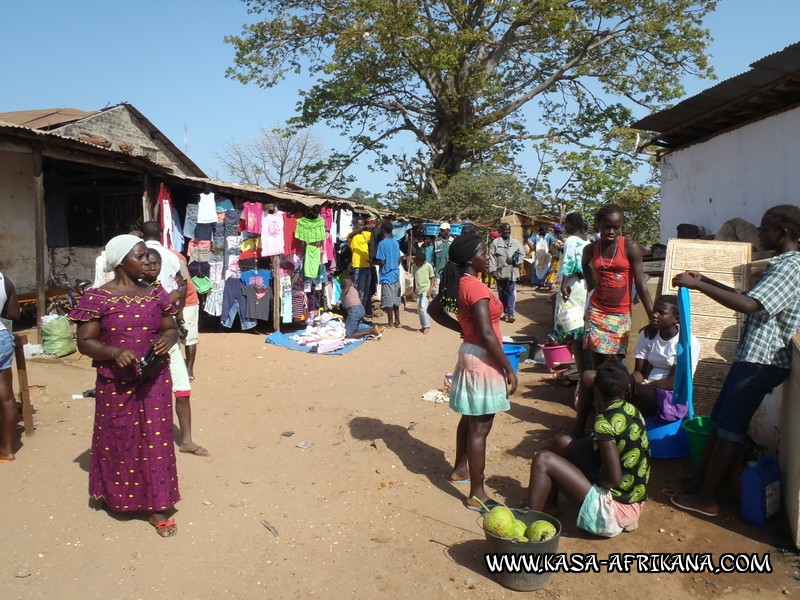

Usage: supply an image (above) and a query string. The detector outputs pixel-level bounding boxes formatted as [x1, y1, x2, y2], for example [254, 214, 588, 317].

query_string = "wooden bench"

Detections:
[13, 334, 35, 436]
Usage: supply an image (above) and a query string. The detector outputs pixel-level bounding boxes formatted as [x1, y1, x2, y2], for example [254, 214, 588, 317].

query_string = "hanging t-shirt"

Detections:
[241, 269, 273, 288]
[242, 202, 263, 234]
[283, 212, 304, 255]
[197, 193, 217, 224]
[304, 245, 322, 279]
[337, 209, 353, 241]
[261, 210, 285, 256]
[295, 216, 327, 243]
[320, 207, 335, 264]
[240, 237, 261, 253]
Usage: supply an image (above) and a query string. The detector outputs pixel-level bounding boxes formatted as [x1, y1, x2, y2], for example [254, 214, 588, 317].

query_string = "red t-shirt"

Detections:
[457, 275, 503, 346]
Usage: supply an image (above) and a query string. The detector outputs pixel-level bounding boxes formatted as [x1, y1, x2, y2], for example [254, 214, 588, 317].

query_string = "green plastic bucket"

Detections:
[682, 416, 712, 468]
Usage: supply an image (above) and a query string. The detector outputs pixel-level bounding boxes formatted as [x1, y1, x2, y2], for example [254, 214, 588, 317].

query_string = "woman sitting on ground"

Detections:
[629, 295, 700, 422]
[526, 360, 650, 537]
[573, 295, 700, 436]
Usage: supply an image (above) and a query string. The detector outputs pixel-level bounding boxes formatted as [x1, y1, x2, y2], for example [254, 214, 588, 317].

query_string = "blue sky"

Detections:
[2, 0, 799, 197]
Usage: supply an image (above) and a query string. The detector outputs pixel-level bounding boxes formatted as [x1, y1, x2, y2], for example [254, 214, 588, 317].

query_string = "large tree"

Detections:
[214, 126, 351, 192]
[226, 0, 715, 197]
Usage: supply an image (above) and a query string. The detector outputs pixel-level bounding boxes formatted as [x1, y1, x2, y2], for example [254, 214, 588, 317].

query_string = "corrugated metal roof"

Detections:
[632, 41, 800, 150]
[0, 107, 100, 130]
[0, 104, 207, 178]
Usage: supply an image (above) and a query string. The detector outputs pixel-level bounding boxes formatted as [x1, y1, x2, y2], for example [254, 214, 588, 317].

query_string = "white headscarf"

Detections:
[104, 234, 143, 272]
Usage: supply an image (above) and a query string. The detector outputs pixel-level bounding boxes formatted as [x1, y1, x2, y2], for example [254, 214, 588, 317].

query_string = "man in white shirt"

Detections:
[141, 221, 181, 294]
[140, 221, 209, 457]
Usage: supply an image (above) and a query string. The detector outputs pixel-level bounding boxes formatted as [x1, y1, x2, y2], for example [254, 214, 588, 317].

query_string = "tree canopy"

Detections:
[227, 0, 715, 201]
[214, 126, 351, 192]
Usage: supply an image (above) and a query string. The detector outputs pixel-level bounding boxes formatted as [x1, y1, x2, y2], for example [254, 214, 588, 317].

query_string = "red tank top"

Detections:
[590, 236, 631, 313]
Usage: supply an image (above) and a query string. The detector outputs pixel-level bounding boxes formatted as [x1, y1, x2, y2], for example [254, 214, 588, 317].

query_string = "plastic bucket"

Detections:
[540, 344, 573, 371]
[483, 509, 561, 591]
[502, 343, 526, 374]
[645, 416, 690, 459]
[505, 336, 538, 363]
[683, 416, 712, 468]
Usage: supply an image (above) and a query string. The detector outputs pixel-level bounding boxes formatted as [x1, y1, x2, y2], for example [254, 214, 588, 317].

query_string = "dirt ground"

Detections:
[1, 285, 798, 599]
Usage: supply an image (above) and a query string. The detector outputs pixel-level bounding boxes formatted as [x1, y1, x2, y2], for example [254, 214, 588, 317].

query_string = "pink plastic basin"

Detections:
[541, 344, 574, 371]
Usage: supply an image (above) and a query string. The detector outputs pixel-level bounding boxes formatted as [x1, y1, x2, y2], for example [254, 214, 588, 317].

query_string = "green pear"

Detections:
[473, 497, 516, 539]
[526, 519, 557, 542]
[512, 519, 528, 541]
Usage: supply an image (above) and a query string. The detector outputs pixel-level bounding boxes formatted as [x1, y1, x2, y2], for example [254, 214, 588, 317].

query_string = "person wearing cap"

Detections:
[434, 223, 453, 281]
[488, 223, 525, 323]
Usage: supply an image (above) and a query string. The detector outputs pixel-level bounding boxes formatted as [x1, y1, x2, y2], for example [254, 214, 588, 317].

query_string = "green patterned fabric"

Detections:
[593, 400, 650, 504]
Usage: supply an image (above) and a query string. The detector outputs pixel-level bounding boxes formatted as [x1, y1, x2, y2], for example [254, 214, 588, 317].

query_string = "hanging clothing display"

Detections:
[337, 209, 353, 241]
[242, 202, 263, 234]
[261, 210, 285, 256]
[197, 193, 218, 223]
[158, 184, 175, 250]
[283, 212, 305, 255]
[303, 245, 323, 279]
[295, 216, 326, 244]
[320, 207, 335, 265]
[179, 194, 361, 331]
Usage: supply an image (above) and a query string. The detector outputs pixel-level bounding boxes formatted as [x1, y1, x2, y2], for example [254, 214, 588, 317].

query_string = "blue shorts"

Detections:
[711, 362, 789, 442]
[0, 330, 14, 370]
[345, 304, 366, 337]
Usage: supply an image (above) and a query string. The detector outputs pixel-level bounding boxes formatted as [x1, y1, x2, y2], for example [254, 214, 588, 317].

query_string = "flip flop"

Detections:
[449, 478, 470, 485]
[669, 494, 719, 517]
[180, 445, 210, 457]
[464, 498, 501, 514]
[150, 517, 178, 538]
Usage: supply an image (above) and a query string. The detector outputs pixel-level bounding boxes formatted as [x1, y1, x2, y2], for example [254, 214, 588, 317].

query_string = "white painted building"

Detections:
[634, 41, 800, 547]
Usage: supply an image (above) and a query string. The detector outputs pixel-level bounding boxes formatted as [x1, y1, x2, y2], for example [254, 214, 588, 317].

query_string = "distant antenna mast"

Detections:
[183, 122, 190, 155]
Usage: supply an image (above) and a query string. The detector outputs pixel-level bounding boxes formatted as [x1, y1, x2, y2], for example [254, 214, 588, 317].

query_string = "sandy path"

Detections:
[0, 286, 796, 599]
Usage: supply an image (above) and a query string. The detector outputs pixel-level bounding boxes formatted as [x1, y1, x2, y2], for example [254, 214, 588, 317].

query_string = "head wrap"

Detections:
[437, 233, 482, 313]
[104, 234, 143, 272]
[554, 223, 564, 233]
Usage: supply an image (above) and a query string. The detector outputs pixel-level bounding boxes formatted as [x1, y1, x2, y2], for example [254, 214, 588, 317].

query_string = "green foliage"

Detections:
[394, 166, 538, 223]
[227, 0, 715, 206]
[349, 187, 386, 209]
[613, 185, 661, 246]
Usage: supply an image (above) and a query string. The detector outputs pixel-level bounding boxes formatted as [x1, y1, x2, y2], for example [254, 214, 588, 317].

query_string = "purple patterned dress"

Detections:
[69, 287, 180, 512]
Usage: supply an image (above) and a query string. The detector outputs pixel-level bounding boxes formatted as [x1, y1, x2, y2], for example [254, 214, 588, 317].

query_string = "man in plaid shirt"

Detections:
[668, 205, 800, 518]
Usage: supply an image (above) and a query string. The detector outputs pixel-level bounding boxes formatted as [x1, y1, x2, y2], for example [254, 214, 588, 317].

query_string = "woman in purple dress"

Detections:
[69, 235, 181, 537]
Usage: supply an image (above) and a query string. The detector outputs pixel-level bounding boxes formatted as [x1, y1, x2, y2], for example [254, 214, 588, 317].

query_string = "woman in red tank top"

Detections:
[571, 205, 654, 436]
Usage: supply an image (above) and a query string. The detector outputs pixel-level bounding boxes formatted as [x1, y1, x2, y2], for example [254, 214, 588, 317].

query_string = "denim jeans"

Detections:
[352, 267, 373, 316]
[417, 294, 431, 329]
[221, 297, 257, 331]
[496, 279, 517, 317]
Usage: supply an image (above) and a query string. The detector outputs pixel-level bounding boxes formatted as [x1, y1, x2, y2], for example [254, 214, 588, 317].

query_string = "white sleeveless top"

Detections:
[0, 272, 8, 332]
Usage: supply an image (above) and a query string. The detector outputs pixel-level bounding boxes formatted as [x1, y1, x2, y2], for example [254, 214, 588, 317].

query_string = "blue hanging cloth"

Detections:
[672, 287, 694, 417]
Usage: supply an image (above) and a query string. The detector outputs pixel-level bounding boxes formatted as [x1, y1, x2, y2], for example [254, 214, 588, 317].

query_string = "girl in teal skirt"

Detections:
[428, 234, 518, 513]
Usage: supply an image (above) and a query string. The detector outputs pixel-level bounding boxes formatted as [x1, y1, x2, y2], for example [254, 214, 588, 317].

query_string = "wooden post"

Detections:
[33, 150, 46, 329]
[272, 254, 281, 333]
[14, 335, 35, 436]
